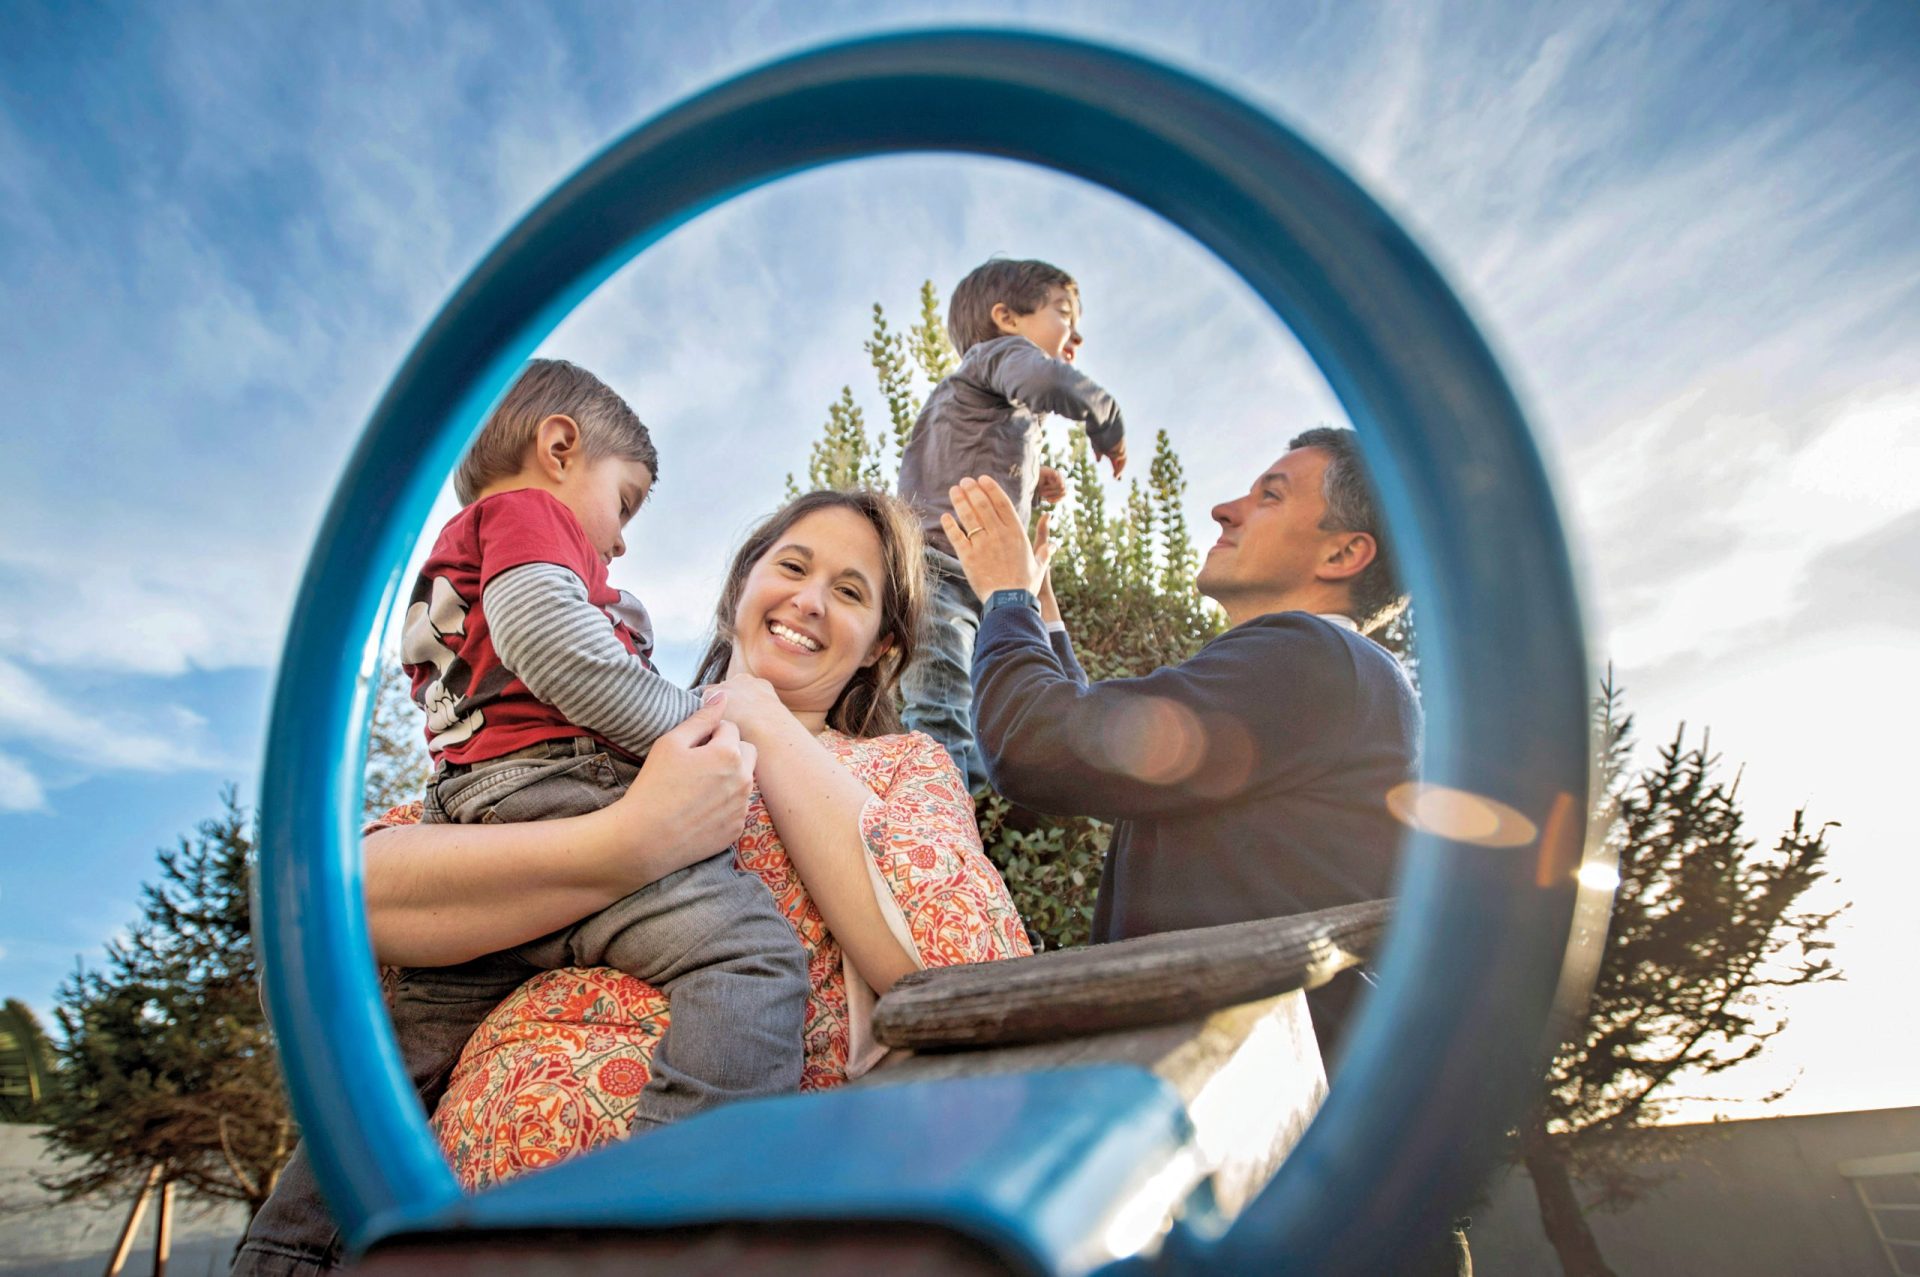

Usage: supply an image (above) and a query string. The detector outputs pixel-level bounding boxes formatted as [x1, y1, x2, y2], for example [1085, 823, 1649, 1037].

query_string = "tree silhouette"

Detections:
[1521, 678, 1844, 1275]
[40, 790, 294, 1211]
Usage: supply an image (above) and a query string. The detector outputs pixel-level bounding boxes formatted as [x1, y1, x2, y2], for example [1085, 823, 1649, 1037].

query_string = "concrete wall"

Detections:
[0, 1125, 249, 1275]
[1469, 1107, 1920, 1276]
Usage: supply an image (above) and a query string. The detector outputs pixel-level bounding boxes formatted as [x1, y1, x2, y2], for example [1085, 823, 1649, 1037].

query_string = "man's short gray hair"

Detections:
[1289, 427, 1406, 632]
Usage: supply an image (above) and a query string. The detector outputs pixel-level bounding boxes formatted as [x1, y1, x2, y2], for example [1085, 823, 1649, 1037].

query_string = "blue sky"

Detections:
[2, 1, 1916, 1120]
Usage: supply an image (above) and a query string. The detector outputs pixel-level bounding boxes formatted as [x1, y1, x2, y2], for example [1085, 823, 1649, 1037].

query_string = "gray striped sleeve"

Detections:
[484, 561, 701, 757]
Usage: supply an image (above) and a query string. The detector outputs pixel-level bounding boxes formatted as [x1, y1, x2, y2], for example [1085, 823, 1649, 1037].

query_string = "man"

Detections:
[947, 428, 1466, 1272]
[942, 426, 1420, 1058]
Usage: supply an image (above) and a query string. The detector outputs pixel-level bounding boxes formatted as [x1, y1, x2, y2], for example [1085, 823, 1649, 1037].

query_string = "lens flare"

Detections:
[1387, 781, 1540, 848]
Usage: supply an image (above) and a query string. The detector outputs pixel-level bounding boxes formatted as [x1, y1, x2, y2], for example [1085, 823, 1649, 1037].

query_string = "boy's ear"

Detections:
[1319, 532, 1378, 584]
[534, 414, 584, 481]
[989, 301, 1021, 336]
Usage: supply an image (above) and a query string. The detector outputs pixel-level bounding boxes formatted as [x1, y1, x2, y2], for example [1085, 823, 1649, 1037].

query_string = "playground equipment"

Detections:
[257, 29, 1599, 1274]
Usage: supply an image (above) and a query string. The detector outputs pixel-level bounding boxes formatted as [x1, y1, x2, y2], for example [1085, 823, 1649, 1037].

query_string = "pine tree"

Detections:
[787, 385, 886, 498]
[40, 790, 295, 1210]
[1519, 678, 1844, 1276]
[865, 303, 918, 464]
[908, 278, 957, 384]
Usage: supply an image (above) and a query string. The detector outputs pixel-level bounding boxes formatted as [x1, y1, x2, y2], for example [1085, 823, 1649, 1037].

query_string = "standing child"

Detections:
[232, 359, 806, 1277]
[897, 258, 1127, 790]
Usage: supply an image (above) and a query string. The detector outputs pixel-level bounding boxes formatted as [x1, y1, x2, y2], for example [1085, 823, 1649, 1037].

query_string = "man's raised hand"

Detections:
[943, 476, 1055, 600]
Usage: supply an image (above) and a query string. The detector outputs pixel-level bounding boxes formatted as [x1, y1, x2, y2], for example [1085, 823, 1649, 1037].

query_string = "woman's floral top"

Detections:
[375, 728, 1030, 1192]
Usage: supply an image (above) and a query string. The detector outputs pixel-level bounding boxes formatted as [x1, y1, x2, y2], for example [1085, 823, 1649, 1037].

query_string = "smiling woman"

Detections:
[693, 489, 926, 739]
[410, 488, 1029, 1190]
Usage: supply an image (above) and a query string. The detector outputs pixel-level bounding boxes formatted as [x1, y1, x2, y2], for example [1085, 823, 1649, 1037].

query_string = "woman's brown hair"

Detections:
[692, 489, 926, 738]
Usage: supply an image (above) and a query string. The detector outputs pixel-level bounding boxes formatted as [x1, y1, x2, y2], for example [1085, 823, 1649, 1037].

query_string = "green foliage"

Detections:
[365, 657, 431, 823]
[972, 798, 1107, 951]
[1045, 429, 1223, 685]
[0, 999, 55, 1122]
[787, 385, 886, 498]
[908, 278, 957, 383]
[40, 790, 295, 1208]
[865, 303, 918, 464]
[804, 283, 1220, 948]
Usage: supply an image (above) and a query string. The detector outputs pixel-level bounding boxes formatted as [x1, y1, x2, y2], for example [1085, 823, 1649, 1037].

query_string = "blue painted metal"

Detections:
[256, 28, 1594, 1274]
[406, 1067, 1192, 1274]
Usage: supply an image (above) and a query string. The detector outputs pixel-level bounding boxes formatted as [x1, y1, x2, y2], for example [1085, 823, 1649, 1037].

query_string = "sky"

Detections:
[1, 1, 1916, 1123]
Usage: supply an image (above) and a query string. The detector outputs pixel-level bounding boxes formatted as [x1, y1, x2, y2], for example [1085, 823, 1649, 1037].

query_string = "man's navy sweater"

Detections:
[973, 603, 1421, 1050]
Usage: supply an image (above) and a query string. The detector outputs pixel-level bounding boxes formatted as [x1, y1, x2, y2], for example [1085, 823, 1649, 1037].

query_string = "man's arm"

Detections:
[1037, 568, 1089, 687]
[974, 336, 1126, 460]
[486, 563, 700, 756]
[974, 603, 1353, 820]
[945, 476, 1349, 821]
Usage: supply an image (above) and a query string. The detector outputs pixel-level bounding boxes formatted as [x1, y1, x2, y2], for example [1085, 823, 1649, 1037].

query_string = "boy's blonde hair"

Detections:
[453, 359, 658, 506]
[946, 258, 1079, 356]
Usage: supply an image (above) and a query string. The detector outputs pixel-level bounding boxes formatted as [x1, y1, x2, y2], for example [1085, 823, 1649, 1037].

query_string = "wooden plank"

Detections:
[875, 898, 1389, 1050]
[102, 1164, 161, 1277]
[154, 1179, 176, 1277]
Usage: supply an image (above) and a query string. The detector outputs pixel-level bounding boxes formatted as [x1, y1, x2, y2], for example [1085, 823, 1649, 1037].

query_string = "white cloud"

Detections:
[0, 754, 47, 814]
[1576, 385, 1920, 669]
[0, 657, 219, 774]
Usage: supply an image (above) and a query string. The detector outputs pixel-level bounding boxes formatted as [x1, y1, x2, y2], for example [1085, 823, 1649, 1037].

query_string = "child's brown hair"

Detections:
[453, 359, 658, 506]
[946, 258, 1079, 357]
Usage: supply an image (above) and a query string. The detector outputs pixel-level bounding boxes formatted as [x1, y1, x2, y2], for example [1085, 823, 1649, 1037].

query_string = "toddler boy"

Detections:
[232, 359, 805, 1277]
[897, 259, 1127, 789]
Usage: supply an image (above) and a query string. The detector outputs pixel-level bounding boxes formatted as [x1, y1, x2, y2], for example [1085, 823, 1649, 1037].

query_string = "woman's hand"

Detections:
[715, 650, 798, 745]
[364, 695, 757, 967]
[608, 691, 758, 873]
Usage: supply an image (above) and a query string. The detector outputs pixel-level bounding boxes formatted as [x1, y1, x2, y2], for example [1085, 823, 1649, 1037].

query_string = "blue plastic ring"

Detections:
[258, 29, 1592, 1271]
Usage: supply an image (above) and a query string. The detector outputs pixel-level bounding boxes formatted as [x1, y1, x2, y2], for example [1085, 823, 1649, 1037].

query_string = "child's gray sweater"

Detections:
[898, 334, 1125, 557]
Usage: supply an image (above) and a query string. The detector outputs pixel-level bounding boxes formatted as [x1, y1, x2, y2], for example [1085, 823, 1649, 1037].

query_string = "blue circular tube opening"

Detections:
[257, 28, 1593, 1271]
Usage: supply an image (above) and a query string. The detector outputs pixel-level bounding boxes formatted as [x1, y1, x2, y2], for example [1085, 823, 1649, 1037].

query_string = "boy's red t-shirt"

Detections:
[400, 487, 649, 766]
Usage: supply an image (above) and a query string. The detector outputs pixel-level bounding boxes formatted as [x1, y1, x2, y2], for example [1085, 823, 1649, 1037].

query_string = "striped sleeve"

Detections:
[484, 562, 701, 756]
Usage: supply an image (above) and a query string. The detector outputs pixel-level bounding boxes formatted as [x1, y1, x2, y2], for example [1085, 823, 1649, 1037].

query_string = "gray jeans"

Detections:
[899, 548, 986, 792]
[232, 738, 807, 1275]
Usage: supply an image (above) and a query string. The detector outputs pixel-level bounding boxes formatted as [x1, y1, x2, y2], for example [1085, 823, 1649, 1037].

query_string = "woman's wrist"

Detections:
[734, 699, 816, 750]
[572, 801, 657, 896]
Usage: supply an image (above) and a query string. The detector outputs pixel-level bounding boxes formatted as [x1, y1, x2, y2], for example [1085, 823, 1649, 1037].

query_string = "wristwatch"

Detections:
[982, 588, 1039, 616]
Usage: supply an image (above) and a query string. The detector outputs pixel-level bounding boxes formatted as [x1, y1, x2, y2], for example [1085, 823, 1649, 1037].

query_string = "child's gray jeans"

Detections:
[900, 548, 987, 792]
[231, 737, 807, 1276]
